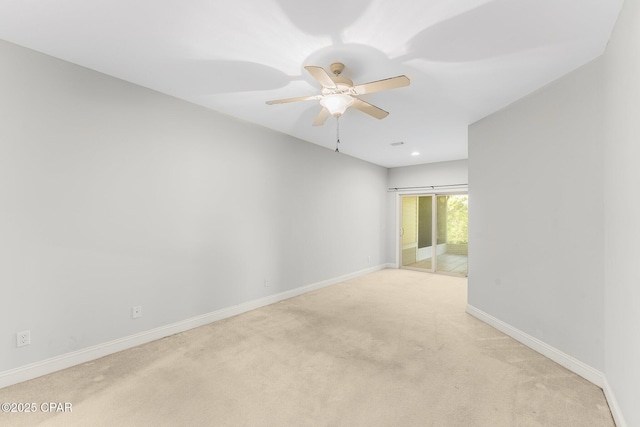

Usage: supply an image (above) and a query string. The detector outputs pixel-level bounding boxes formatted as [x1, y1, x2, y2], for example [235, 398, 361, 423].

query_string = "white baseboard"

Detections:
[0, 264, 386, 389]
[385, 262, 399, 269]
[466, 304, 604, 387]
[466, 305, 631, 426]
[602, 377, 628, 427]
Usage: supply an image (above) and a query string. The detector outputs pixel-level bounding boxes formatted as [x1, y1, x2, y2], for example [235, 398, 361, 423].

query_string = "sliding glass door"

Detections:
[401, 194, 468, 276]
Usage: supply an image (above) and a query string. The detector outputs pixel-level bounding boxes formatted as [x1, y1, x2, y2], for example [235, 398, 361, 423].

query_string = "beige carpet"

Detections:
[0, 269, 614, 426]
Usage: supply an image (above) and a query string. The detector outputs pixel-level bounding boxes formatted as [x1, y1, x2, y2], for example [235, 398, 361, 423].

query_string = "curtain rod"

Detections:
[387, 183, 468, 192]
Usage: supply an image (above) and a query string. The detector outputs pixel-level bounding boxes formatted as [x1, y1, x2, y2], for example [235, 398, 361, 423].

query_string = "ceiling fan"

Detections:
[266, 62, 410, 126]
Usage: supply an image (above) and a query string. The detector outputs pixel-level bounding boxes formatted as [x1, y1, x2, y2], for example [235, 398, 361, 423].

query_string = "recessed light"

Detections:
[411, 152, 420, 156]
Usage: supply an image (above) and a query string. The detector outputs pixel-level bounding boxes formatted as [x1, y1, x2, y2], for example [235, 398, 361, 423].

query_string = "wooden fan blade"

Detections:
[353, 75, 410, 95]
[304, 65, 337, 89]
[266, 94, 320, 105]
[312, 107, 331, 126]
[352, 98, 389, 119]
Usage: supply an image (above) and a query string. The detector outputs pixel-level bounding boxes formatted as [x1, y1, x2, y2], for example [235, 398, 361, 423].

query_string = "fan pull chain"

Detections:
[335, 116, 341, 153]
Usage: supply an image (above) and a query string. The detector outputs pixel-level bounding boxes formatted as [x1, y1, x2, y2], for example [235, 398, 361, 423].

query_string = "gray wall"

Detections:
[470, 5, 640, 420]
[0, 40, 387, 372]
[385, 160, 468, 265]
[387, 160, 468, 190]
[468, 59, 605, 370]
[603, 0, 640, 425]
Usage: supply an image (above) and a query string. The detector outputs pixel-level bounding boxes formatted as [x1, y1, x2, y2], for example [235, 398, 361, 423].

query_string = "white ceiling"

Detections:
[0, 0, 623, 168]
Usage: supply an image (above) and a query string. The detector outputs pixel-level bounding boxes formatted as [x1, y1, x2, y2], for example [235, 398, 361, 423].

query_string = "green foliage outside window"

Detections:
[446, 195, 468, 244]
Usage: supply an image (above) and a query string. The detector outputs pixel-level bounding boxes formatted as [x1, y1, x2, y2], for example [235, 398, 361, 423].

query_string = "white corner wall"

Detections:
[468, 58, 605, 373]
[469, 6, 640, 420]
[0, 40, 387, 376]
[603, 0, 640, 425]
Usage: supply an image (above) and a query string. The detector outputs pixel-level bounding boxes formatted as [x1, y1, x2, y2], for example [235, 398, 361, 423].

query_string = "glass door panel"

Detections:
[401, 196, 434, 270]
[435, 195, 468, 276]
[401, 196, 418, 267]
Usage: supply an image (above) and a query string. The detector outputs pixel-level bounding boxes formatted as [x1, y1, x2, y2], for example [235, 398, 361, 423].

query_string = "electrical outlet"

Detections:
[264, 279, 270, 288]
[17, 330, 30, 347]
[132, 306, 142, 319]
[368, 256, 371, 263]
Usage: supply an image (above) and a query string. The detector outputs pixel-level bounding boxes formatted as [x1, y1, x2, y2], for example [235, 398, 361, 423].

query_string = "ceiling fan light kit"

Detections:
[320, 93, 354, 117]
